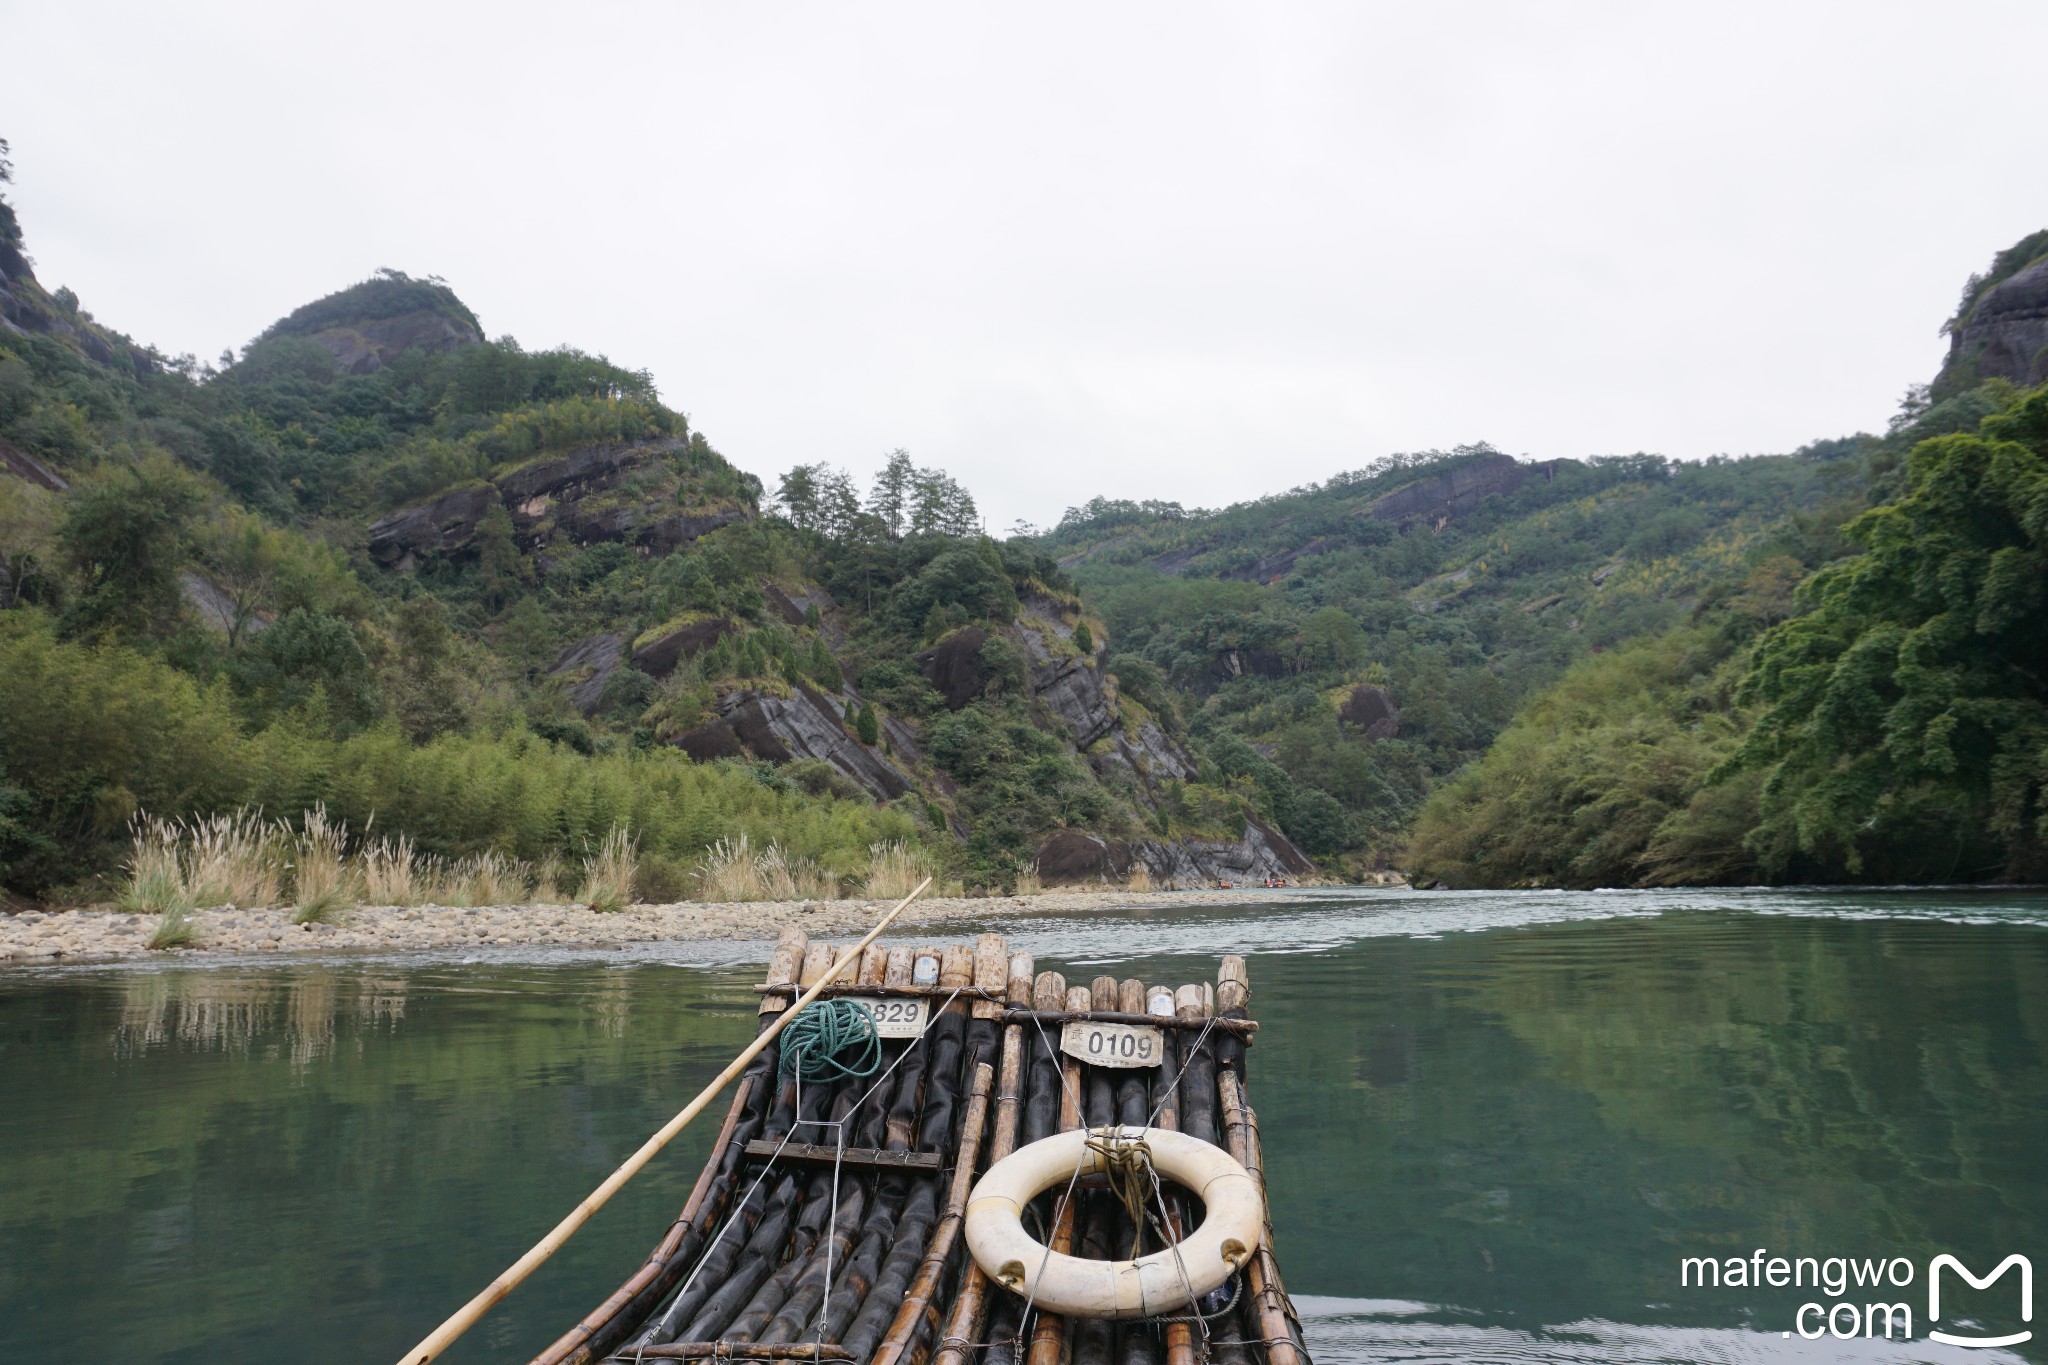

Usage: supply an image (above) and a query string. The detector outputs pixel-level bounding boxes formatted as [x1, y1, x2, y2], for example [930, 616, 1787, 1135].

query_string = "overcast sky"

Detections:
[7, 1, 2046, 529]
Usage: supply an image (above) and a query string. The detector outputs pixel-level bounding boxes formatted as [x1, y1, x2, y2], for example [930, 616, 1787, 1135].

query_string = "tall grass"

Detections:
[359, 833, 422, 906]
[185, 809, 283, 908]
[861, 840, 932, 900]
[581, 826, 637, 913]
[120, 816, 199, 949]
[1125, 861, 1154, 892]
[290, 804, 357, 924]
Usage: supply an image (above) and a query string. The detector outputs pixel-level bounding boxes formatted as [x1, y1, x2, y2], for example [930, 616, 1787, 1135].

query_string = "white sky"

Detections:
[6, 1, 2045, 530]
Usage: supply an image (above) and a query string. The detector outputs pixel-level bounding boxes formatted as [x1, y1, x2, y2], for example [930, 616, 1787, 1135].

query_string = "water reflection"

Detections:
[112, 969, 412, 1064]
[2, 892, 2045, 1364]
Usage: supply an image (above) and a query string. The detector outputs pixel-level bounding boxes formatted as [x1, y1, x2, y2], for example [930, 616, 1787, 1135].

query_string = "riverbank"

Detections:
[0, 888, 1318, 964]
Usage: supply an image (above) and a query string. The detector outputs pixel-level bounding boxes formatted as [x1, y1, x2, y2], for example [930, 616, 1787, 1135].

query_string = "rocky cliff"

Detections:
[1942, 251, 2048, 391]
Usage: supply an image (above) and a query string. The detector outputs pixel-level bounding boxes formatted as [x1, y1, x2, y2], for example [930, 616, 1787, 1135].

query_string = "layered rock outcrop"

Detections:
[1032, 817, 1312, 888]
[1943, 254, 2048, 390]
[1363, 452, 1549, 527]
[671, 685, 915, 802]
[369, 438, 751, 568]
[302, 309, 481, 375]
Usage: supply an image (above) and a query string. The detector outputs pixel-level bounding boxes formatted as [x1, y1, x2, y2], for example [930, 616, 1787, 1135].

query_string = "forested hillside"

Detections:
[1050, 232, 2048, 886]
[3, 129, 2041, 903]
[0, 143, 1305, 904]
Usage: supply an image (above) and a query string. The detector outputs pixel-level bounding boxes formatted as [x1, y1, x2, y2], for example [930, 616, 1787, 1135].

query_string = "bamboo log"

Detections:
[1025, 987, 1092, 1365]
[868, 1060, 997, 1365]
[393, 881, 931, 1365]
[1114, 979, 1151, 1127]
[759, 927, 811, 1015]
[1148, 1030, 1197, 1365]
[1219, 1069, 1302, 1365]
[1173, 985, 1217, 1147]
[1000, 1008, 1257, 1036]
[621, 1344, 855, 1360]
[1020, 972, 1067, 1146]
[929, 952, 1033, 1365]
[836, 1178, 939, 1355]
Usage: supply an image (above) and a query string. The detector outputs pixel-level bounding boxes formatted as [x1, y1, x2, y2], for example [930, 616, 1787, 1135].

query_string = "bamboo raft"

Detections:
[530, 929, 1309, 1365]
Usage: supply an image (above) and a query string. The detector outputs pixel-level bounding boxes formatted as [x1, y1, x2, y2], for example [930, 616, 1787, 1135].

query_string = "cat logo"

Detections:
[1929, 1254, 2032, 1349]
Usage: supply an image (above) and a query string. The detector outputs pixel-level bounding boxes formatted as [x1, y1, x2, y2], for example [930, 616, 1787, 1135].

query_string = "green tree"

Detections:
[856, 701, 880, 745]
[1727, 387, 2048, 879]
[868, 449, 916, 537]
[475, 502, 524, 610]
[1296, 605, 1365, 673]
[235, 608, 381, 730]
[1072, 620, 1094, 654]
[56, 454, 206, 639]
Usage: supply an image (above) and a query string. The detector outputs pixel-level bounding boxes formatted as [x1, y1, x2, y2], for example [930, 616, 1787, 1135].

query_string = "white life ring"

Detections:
[963, 1125, 1262, 1320]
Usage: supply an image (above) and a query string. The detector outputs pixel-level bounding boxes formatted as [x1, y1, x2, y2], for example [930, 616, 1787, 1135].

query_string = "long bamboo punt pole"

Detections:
[930, 951, 1034, 1365]
[1218, 1068, 1301, 1365]
[535, 928, 810, 1365]
[536, 1072, 760, 1365]
[394, 880, 933, 1365]
[868, 1058, 997, 1365]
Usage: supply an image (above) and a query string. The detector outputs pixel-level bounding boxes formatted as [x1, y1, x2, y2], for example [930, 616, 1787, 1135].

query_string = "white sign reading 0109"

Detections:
[842, 996, 930, 1040]
[1060, 1019, 1164, 1069]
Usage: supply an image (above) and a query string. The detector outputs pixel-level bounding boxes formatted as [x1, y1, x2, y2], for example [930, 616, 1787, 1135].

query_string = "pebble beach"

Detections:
[0, 888, 1282, 964]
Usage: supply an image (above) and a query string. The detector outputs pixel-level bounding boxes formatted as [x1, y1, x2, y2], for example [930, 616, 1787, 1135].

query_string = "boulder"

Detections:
[1033, 830, 1135, 885]
[368, 483, 495, 566]
[629, 616, 735, 679]
[498, 440, 671, 510]
[548, 632, 627, 714]
[1337, 684, 1399, 740]
[917, 627, 989, 711]
[1944, 254, 2048, 389]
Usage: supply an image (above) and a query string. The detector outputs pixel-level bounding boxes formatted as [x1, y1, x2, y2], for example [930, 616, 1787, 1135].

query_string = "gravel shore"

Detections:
[0, 889, 1272, 964]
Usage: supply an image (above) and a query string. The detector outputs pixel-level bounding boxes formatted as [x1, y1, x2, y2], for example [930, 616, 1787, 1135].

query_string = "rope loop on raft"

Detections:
[777, 999, 883, 1082]
[1082, 1128, 1158, 1258]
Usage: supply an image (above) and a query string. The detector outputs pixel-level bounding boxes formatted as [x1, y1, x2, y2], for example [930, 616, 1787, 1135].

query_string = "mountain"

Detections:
[0, 151, 1305, 899]
[3, 132, 2040, 899]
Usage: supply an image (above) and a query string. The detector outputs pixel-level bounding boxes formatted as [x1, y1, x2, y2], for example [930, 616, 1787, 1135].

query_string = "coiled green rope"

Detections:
[778, 999, 884, 1082]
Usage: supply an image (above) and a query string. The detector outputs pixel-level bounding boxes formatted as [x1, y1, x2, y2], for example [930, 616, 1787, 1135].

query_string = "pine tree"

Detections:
[856, 702, 880, 745]
[868, 449, 917, 538]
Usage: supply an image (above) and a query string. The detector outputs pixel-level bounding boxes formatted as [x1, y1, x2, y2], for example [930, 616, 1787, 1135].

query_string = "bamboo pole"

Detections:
[393, 879, 933, 1365]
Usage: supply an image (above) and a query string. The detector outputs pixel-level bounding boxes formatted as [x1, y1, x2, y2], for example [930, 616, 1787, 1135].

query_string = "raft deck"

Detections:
[533, 930, 1309, 1365]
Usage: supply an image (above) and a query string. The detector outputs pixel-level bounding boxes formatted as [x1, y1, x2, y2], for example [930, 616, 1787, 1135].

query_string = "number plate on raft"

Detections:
[842, 996, 929, 1039]
[1060, 1020, 1164, 1068]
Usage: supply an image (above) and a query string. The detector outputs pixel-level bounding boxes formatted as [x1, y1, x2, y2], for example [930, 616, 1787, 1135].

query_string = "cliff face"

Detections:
[368, 437, 751, 569]
[1943, 253, 2048, 391]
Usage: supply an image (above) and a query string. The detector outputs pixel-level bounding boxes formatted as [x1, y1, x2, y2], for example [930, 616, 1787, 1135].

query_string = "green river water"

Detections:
[3, 889, 2044, 1363]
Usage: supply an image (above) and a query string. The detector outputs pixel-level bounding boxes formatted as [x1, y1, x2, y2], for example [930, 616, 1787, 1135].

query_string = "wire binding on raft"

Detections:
[777, 999, 883, 1082]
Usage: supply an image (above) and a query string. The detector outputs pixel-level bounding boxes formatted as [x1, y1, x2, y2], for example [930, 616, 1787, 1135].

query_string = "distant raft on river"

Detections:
[533, 929, 1310, 1365]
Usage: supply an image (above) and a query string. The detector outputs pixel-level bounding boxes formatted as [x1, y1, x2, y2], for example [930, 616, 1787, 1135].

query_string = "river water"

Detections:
[2, 888, 2044, 1363]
